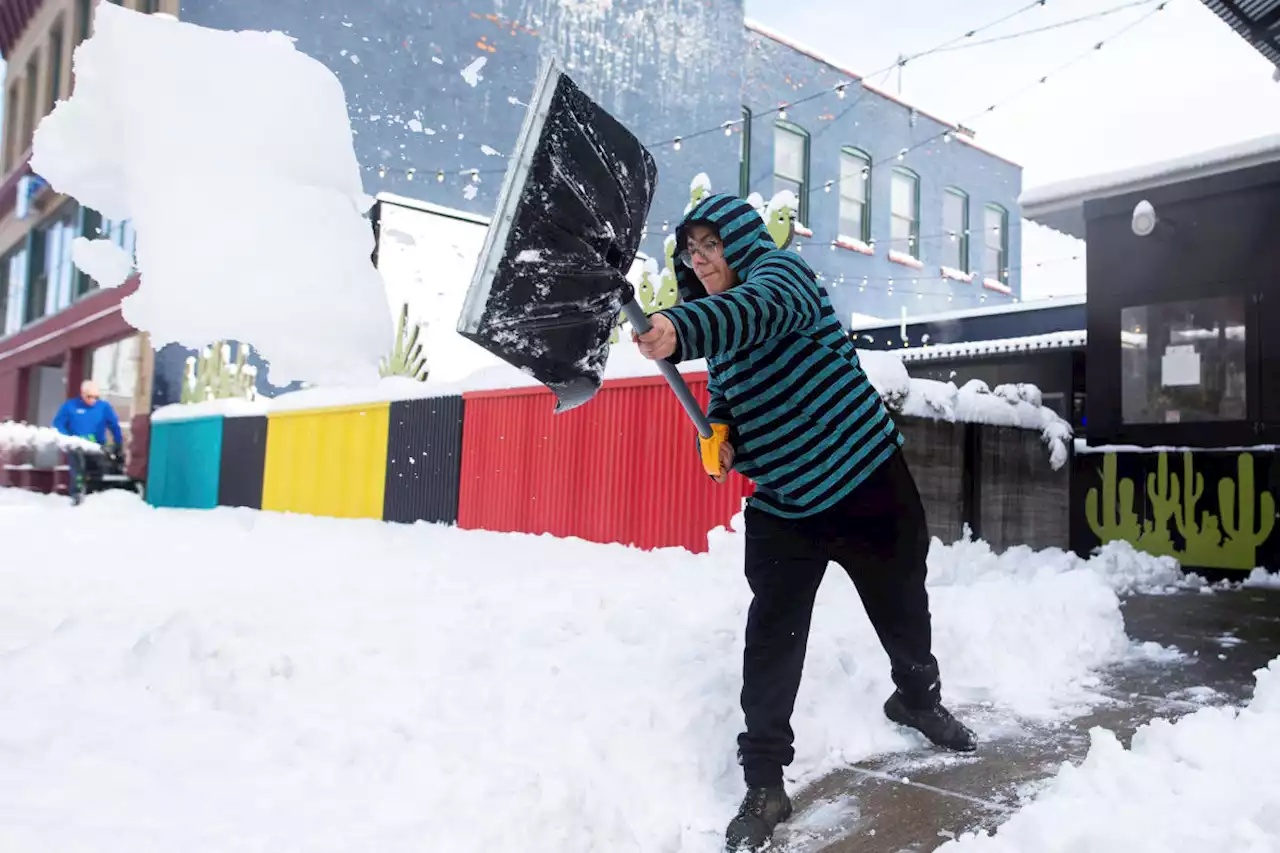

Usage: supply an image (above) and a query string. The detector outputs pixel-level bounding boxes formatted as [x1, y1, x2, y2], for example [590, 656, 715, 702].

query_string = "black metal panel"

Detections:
[978, 425, 1070, 553]
[217, 415, 267, 510]
[897, 417, 966, 545]
[383, 396, 464, 525]
[852, 301, 1086, 350]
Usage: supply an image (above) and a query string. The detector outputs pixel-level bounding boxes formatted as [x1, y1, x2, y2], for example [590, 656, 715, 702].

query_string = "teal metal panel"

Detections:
[146, 416, 224, 509]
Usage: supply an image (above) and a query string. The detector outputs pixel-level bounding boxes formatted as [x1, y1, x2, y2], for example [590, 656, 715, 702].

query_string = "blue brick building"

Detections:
[175, 0, 1022, 328]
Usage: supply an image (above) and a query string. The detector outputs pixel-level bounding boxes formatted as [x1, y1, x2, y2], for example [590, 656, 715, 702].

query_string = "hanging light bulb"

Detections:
[779, 105, 789, 120]
[897, 149, 907, 161]
[436, 170, 445, 183]
[662, 220, 669, 232]
[723, 122, 733, 137]
[471, 169, 480, 183]
[407, 168, 416, 181]
[824, 180, 833, 193]
[673, 136, 683, 151]
[944, 131, 954, 144]
[916, 292, 923, 300]
[378, 165, 387, 179]
[836, 83, 847, 99]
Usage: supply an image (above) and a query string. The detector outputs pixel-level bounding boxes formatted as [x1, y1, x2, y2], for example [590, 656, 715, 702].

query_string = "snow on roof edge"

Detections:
[847, 294, 1086, 332]
[895, 330, 1087, 363]
[742, 18, 1021, 170]
[374, 192, 491, 227]
[1020, 131, 1280, 217]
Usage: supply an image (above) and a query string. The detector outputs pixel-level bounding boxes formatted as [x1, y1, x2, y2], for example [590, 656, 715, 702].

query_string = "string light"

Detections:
[673, 136, 683, 151]
[437, 170, 445, 183]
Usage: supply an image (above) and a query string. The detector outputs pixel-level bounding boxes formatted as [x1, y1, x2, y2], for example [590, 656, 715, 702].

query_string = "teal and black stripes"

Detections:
[662, 193, 903, 518]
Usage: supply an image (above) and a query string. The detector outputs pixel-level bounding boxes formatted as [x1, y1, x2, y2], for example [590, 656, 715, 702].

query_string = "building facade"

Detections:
[0, 0, 1022, 491]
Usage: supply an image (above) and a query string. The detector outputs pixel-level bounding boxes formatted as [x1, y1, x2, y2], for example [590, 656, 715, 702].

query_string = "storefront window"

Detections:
[87, 334, 145, 449]
[2, 246, 28, 336]
[1121, 296, 1247, 425]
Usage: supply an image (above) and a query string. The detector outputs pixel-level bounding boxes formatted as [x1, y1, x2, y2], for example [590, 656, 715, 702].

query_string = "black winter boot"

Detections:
[724, 785, 792, 851]
[884, 691, 977, 752]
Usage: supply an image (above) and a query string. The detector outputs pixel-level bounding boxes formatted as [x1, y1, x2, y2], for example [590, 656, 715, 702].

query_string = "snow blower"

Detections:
[456, 57, 713, 441]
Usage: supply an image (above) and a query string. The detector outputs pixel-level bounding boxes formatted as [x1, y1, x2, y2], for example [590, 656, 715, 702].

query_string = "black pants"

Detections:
[737, 449, 939, 787]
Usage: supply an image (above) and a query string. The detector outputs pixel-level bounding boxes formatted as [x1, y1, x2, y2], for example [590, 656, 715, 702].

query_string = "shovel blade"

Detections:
[457, 58, 658, 413]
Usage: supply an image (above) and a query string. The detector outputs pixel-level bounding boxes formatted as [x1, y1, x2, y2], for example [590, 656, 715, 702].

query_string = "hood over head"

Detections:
[673, 193, 777, 303]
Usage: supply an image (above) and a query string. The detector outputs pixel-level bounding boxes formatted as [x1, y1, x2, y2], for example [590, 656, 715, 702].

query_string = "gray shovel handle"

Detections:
[622, 300, 713, 439]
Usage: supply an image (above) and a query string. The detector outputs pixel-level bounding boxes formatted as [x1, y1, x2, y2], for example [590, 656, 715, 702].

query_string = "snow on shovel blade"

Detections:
[457, 57, 657, 413]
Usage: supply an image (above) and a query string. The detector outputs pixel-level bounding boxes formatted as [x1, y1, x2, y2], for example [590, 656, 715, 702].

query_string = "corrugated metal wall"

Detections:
[261, 403, 391, 520]
[147, 417, 224, 509]
[218, 415, 268, 510]
[384, 396, 465, 525]
[980, 426, 1070, 552]
[458, 375, 754, 553]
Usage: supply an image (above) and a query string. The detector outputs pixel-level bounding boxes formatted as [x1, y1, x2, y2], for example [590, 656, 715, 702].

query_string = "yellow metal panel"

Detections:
[261, 403, 390, 519]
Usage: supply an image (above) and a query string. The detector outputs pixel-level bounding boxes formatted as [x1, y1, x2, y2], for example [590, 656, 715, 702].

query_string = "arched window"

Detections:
[839, 147, 871, 243]
[942, 187, 969, 270]
[773, 120, 810, 223]
[890, 167, 920, 258]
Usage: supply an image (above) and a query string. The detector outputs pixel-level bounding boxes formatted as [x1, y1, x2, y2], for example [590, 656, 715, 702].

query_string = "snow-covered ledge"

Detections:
[859, 350, 1073, 470]
[889, 249, 924, 269]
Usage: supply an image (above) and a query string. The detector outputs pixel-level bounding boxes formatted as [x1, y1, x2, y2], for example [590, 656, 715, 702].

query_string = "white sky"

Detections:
[745, 0, 1280, 300]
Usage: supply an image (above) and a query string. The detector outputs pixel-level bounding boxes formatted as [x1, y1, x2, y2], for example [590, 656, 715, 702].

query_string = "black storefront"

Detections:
[1023, 140, 1280, 578]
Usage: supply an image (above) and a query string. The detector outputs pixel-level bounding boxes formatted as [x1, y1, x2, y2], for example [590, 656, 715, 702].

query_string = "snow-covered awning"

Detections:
[895, 330, 1087, 363]
[1019, 131, 1280, 239]
[1198, 0, 1280, 70]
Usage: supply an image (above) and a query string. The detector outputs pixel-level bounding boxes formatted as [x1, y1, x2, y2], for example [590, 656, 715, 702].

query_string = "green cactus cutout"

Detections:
[181, 341, 257, 404]
[1216, 454, 1276, 570]
[1084, 451, 1276, 571]
[1140, 452, 1179, 557]
[1085, 453, 1142, 544]
[380, 302, 428, 381]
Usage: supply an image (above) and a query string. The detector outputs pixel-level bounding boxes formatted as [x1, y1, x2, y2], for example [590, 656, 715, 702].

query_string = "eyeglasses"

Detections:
[678, 238, 723, 268]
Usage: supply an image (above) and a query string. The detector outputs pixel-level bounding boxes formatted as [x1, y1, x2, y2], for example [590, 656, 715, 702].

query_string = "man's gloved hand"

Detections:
[700, 423, 734, 483]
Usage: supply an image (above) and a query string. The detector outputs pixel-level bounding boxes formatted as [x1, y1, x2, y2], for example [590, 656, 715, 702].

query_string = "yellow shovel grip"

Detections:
[700, 423, 731, 478]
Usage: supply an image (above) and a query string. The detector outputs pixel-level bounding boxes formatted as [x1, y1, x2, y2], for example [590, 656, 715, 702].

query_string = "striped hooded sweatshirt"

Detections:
[659, 193, 904, 519]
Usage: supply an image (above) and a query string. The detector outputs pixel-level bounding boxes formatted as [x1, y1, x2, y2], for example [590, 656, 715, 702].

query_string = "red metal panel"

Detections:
[458, 371, 754, 553]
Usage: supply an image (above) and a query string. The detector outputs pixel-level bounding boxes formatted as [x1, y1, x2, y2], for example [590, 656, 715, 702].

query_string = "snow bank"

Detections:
[939, 656, 1280, 852]
[0, 492, 1179, 852]
[0, 421, 101, 456]
[71, 236, 134, 289]
[30, 3, 391, 388]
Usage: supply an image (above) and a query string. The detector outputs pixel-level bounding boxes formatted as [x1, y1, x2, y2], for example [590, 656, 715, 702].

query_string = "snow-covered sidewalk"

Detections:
[0, 487, 1215, 851]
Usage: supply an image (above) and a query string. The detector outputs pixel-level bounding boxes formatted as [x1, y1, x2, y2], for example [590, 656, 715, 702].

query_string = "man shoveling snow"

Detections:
[634, 193, 976, 851]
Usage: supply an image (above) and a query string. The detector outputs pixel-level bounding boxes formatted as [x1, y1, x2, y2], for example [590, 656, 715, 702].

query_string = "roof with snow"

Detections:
[1198, 0, 1280, 69]
[848, 295, 1085, 351]
[894, 330, 1087, 364]
[1019, 132, 1280, 239]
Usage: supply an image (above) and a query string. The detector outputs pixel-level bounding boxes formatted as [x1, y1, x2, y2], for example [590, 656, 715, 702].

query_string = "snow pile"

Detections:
[0, 421, 101, 456]
[71, 236, 134, 289]
[939, 656, 1280, 852]
[857, 351, 1074, 469]
[30, 3, 391, 388]
[0, 490, 1182, 852]
[150, 397, 269, 423]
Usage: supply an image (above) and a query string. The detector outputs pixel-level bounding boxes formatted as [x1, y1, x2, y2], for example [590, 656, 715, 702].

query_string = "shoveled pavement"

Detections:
[772, 586, 1280, 853]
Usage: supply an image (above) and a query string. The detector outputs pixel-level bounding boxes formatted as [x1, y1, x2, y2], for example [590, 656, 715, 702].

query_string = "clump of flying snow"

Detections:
[939, 655, 1280, 852]
[30, 3, 391, 388]
[461, 57, 487, 87]
[0, 488, 1190, 852]
[0, 421, 102, 456]
[70, 237, 134, 289]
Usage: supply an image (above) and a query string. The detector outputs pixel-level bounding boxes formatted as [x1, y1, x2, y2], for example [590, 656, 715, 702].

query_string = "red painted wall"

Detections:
[458, 372, 754, 553]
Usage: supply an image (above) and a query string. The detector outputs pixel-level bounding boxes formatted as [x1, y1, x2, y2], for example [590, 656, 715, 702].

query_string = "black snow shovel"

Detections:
[456, 57, 714, 441]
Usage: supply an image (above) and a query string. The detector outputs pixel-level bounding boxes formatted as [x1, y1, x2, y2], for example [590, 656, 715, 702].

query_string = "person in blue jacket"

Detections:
[52, 379, 124, 504]
[634, 194, 975, 852]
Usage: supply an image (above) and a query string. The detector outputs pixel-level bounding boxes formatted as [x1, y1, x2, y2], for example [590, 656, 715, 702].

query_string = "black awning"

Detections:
[1201, 0, 1280, 67]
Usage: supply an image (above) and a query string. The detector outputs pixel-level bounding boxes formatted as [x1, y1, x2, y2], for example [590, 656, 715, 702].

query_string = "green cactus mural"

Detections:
[1084, 450, 1277, 571]
[181, 341, 257, 404]
[764, 197, 796, 251]
[380, 302, 429, 381]
[1086, 453, 1141, 545]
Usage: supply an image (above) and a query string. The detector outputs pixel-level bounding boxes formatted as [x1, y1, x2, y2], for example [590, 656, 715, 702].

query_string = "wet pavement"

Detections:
[773, 586, 1280, 852]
